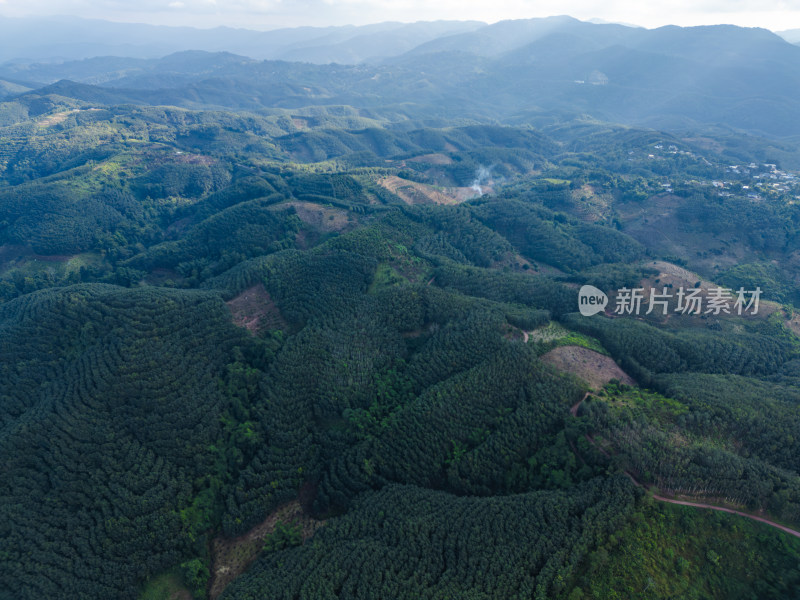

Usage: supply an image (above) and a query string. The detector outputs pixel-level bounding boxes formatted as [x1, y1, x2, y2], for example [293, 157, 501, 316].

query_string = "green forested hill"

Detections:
[0, 285, 249, 598]
[2, 91, 800, 600]
[221, 479, 638, 600]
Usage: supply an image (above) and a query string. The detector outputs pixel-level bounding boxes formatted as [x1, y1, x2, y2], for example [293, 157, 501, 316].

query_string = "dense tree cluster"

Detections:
[580, 380, 800, 524]
[0, 285, 250, 599]
[221, 479, 638, 600]
[2, 99, 799, 600]
[564, 314, 797, 385]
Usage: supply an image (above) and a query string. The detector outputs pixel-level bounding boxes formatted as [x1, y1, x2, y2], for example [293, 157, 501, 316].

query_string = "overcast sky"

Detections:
[0, 0, 799, 31]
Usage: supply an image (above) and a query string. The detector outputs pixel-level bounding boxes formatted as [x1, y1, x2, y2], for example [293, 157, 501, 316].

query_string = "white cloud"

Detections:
[0, 0, 798, 30]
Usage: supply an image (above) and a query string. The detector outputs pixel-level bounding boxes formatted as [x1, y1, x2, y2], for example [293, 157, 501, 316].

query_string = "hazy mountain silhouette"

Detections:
[5, 17, 800, 137]
[777, 28, 800, 44]
[0, 17, 484, 64]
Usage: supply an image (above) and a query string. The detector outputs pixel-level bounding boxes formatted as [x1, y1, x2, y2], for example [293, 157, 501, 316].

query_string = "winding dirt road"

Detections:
[650, 496, 800, 539]
[570, 394, 800, 539]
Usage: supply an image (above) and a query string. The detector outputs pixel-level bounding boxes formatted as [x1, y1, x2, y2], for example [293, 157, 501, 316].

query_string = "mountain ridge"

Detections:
[5, 19, 800, 139]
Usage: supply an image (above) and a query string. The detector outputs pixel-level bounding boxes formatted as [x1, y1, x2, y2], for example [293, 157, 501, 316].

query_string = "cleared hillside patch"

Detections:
[541, 345, 635, 389]
[273, 200, 353, 232]
[378, 175, 476, 205]
[208, 500, 324, 600]
[226, 283, 287, 334]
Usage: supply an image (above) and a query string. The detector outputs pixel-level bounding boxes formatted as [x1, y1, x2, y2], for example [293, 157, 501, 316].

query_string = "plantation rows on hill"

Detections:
[2, 101, 800, 600]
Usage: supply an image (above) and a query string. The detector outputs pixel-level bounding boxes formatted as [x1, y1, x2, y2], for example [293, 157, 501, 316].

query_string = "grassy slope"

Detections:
[568, 499, 800, 600]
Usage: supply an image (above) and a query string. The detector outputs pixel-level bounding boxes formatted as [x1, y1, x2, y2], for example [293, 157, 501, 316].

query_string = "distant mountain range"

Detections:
[2, 16, 800, 138]
[0, 17, 485, 64]
[778, 28, 800, 44]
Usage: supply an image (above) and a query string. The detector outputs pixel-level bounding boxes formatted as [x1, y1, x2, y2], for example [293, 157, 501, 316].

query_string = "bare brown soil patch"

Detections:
[37, 108, 103, 127]
[38, 110, 77, 127]
[226, 284, 287, 334]
[786, 313, 800, 337]
[502, 253, 565, 276]
[378, 176, 476, 205]
[173, 152, 215, 166]
[294, 229, 311, 250]
[635, 260, 780, 320]
[208, 500, 324, 599]
[642, 260, 717, 294]
[571, 184, 613, 223]
[407, 153, 453, 165]
[276, 201, 353, 232]
[291, 117, 309, 129]
[541, 346, 635, 390]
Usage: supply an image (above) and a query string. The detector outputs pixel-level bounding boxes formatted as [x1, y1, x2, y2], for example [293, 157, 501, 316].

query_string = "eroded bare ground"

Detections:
[541, 345, 635, 390]
[407, 153, 453, 165]
[226, 284, 287, 334]
[274, 201, 354, 232]
[786, 312, 800, 337]
[643, 260, 726, 295]
[37, 108, 101, 127]
[291, 117, 310, 129]
[570, 183, 614, 223]
[624, 260, 782, 324]
[497, 253, 566, 276]
[377, 175, 477, 205]
[208, 500, 324, 599]
[37, 110, 78, 126]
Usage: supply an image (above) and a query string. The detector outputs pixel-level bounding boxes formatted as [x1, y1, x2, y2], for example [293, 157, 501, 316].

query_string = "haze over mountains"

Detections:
[2, 15, 800, 139]
[5, 11, 800, 600]
[778, 28, 800, 44]
[0, 17, 486, 64]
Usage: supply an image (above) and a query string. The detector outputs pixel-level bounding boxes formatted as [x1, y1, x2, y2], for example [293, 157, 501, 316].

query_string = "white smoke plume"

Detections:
[470, 165, 492, 197]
